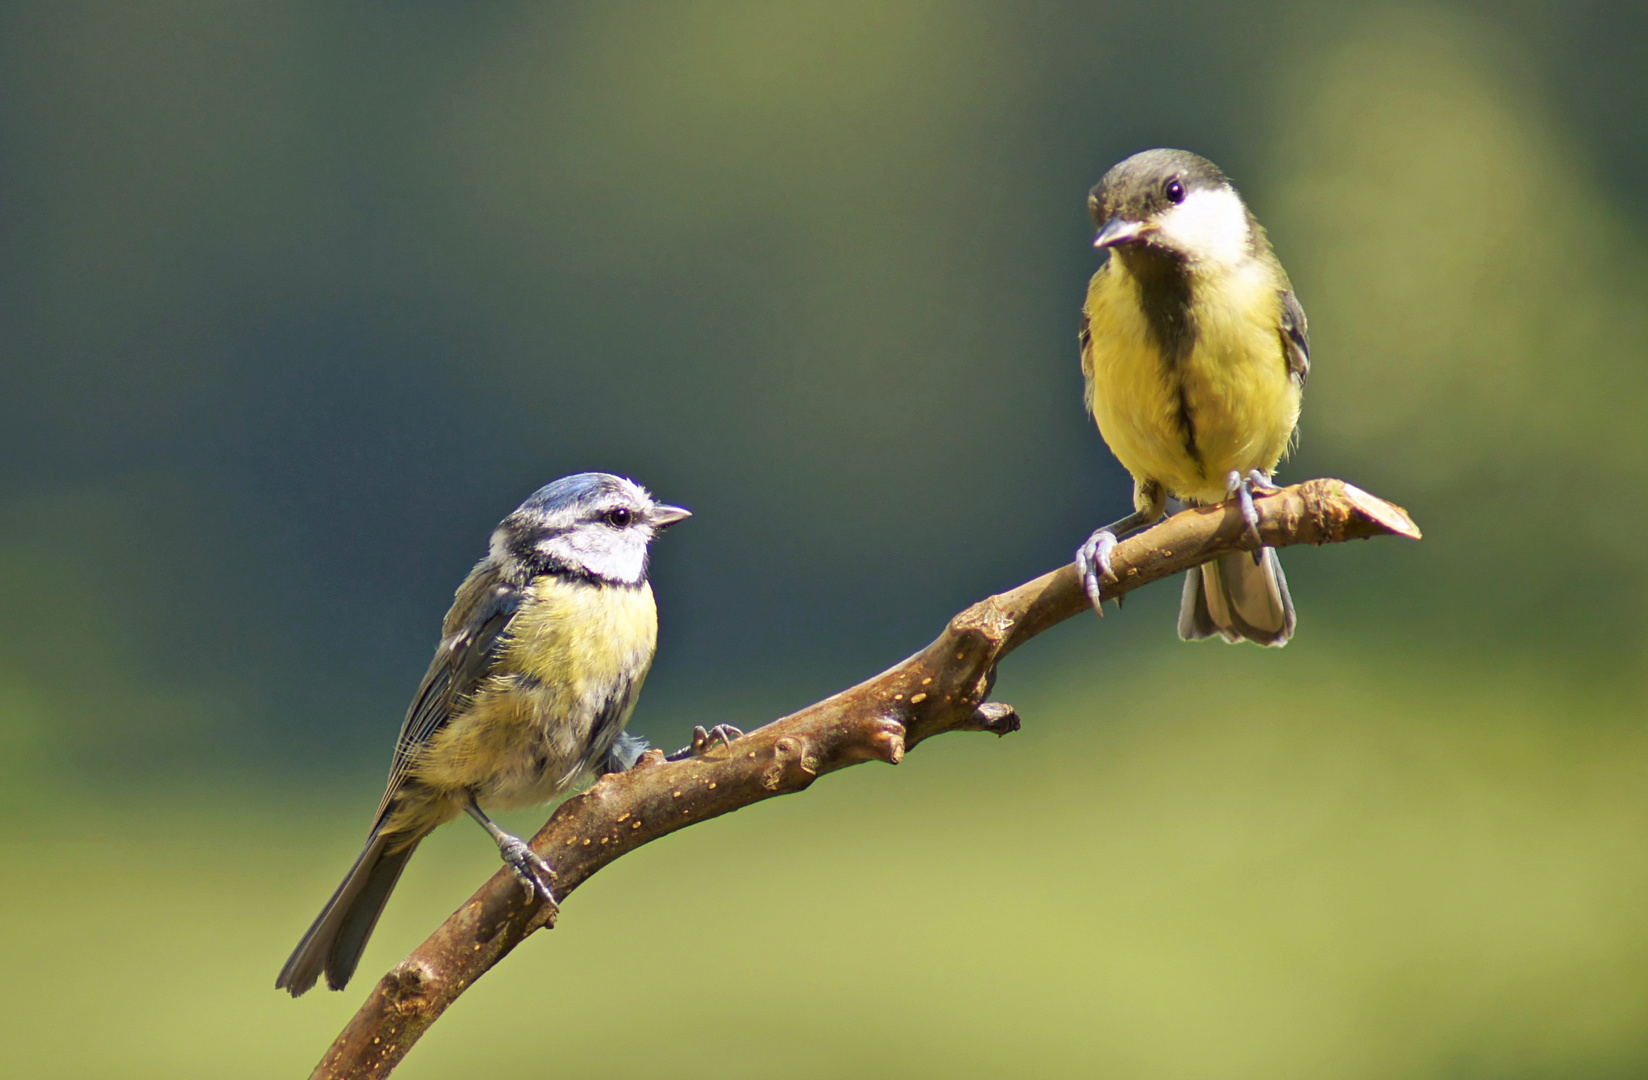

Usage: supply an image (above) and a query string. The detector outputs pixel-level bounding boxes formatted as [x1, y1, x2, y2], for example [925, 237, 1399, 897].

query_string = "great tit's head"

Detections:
[1088, 148, 1259, 271]
[493, 472, 690, 586]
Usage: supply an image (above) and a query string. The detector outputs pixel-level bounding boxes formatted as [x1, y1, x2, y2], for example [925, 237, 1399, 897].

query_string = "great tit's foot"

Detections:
[1246, 469, 1281, 495]
[666, 724, 744, 761]
[1226, 470, 1270, 565]
[1076, 528, 1121, 616]
[498, 836, 560, 913]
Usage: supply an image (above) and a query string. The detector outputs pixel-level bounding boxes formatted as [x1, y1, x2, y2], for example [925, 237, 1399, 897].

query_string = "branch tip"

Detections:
[1339, 481, 1422, 539]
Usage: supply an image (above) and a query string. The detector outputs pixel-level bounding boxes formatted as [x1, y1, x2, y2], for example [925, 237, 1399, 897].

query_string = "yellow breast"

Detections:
[1083, 258, 1300, 505]
[411, 577, 658, 804]
[500, 576, 658, 699]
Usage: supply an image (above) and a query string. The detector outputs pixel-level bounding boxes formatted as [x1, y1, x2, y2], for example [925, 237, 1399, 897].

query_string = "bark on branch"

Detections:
[310, 478, 1419, 1079]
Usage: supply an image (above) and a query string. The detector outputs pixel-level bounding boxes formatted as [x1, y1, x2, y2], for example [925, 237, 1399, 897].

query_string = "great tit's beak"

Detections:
[1094, 216, 1149, 249]
[649, 505, 692, 528]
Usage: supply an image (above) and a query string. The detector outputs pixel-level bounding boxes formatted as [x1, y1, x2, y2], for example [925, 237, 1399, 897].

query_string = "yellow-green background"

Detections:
[1, 2, 1644, 1077]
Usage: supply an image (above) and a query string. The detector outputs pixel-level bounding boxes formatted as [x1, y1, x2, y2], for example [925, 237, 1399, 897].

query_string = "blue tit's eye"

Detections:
[604, 507, 633, 528]
[1165, 178, 1185, 204]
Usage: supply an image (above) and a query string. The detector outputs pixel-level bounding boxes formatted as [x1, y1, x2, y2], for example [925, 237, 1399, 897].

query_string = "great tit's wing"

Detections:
[1279, 289, 1310, 389]
[1078, 310, 1096, 415]
[373, 572, 523, 820]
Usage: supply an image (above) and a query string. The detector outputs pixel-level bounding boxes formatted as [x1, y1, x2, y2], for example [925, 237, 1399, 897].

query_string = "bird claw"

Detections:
[498, 836, 560, 913]
[1246, 469, 1281, 494]
[666, 724, 744, 761]
[1227, 470, 1278, 564]
[1076, 528, 1120, 616]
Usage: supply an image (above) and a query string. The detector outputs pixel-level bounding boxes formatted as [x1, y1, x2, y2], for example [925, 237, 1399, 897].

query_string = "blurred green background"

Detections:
[1, 1, 1645, 1076]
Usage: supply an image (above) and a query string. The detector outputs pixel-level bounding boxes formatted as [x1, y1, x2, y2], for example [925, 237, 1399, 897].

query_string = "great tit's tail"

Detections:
[276, 828, 421, 997]
[1178, 548, 1295, 646]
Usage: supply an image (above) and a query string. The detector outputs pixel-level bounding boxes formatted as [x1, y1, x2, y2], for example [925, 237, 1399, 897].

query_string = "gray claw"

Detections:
[499, 837, 560, 912]
[1246, 468, 1281, 494]
[1076, 528, 1120, 616]
[666, 723, 744, 761]
[712, 724, 742, 749]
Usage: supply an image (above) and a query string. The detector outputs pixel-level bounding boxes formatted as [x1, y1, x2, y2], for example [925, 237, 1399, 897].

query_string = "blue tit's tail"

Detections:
[1178, 548, 1295, 646]
[276, 828, 421, 997]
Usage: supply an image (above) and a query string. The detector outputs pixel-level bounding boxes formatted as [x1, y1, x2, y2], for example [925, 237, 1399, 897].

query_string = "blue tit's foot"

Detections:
[666, 724, 744, 761]
[466, 793, 559, 911]
[1226, 470, 1278, 564]
[497, 834, 560, 913]
[1076, 528, 1120, 616]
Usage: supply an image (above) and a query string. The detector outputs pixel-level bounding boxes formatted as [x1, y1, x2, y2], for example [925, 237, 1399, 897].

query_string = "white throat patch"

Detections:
[1156, 186, 1251, 270]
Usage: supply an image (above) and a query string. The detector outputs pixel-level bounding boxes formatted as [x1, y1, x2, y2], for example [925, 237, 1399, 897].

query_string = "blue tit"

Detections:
[277, 472, 689, 996]
[1074, 149, 1309, 646]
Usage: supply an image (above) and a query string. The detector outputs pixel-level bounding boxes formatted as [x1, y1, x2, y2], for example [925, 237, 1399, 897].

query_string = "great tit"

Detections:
[1075, 148, 1308, 646]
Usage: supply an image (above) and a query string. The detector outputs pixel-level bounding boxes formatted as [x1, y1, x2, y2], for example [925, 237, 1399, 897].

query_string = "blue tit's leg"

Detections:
[666, 724, 744, 761]
[464, 793, 559, 913]
[1077, 479, 1166, 616]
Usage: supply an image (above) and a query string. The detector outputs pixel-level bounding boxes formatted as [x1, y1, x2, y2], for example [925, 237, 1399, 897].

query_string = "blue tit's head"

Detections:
[491, 473, 690, 586]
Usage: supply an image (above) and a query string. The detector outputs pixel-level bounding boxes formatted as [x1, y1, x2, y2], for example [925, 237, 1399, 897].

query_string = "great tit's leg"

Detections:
[1226, 470, 1275, 565]
[666, 724, 744, 761]
[464, 792, 559, 913]
[1076, 479, 1166, 616]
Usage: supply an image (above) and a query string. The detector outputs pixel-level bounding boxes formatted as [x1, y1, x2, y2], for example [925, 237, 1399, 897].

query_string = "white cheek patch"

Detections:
[1157, 186, 1251, 269]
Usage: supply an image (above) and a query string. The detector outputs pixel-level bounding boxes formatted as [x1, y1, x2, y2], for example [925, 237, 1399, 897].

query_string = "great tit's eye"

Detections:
[1165, 178, 1186, 204]
[604, 507, 633, 528]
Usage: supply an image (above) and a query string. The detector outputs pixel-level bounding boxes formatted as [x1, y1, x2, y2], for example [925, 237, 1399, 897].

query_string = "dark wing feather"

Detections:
[1078, 309, 1096, 415]
[576, 673, 647, 784]
[372, 572, 523, 823]
[1279, 289, 1310, 389]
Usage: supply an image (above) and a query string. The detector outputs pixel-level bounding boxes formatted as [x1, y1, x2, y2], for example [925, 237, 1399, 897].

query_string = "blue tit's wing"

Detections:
[1279, 289, 1310, 389]
[373, 572, 523, 823]
[560, 660, 652, 787]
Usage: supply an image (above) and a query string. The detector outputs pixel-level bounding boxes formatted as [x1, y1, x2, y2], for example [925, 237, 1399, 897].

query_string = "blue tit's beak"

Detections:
[1094, 216, 1149, 249]
[649, 504, 692, 528]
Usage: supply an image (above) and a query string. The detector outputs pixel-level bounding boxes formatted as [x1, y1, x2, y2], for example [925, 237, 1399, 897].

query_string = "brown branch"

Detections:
[309, 478, 1420, 1079]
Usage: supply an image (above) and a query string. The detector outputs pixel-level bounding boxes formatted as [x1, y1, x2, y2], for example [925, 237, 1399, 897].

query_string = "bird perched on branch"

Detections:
[1075, 148, 1309, 645]
[277, 472, 690, 996]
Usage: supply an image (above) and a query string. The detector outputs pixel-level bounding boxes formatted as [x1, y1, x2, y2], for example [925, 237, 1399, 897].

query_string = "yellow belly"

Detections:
[1083, 259, 1300, 505]
[411, 576, 658, 808]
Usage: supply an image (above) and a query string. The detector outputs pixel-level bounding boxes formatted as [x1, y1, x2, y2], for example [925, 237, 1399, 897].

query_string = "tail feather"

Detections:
[276, 830, 421, 996]
[1178, 548, 1295, 646]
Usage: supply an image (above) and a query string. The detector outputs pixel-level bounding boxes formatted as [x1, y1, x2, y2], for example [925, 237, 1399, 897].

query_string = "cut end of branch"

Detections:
[1337, 481, 1422, 540]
